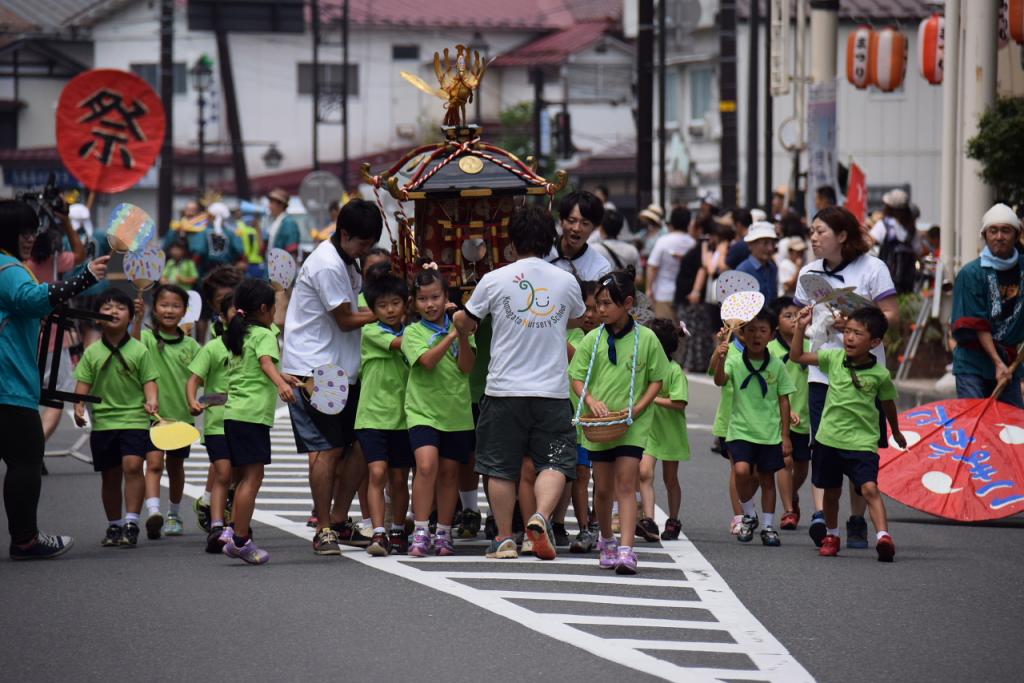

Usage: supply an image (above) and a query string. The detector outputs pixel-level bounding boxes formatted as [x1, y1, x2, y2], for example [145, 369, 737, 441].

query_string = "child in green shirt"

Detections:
[162, 239, 198, 290]
[355, 273, 412, 557]
[712, 308, 795, 548]
[132, 284, 200, 540]
[73, 290, 159, 548]
[569, 269, 669, 576]
[221, 278, 299, 565]
[402, 265, 475, 558]
[564, 281, 599, 554]
[710, 342, 746, 535]
[640, 318, 690, 542]
[791, 306, 907, 562]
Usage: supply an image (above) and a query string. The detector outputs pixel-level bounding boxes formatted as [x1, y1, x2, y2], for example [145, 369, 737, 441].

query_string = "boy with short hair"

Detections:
[73, 290, 160, 547]
[791, 306, 907, 562]
[712, 309, 795, 547]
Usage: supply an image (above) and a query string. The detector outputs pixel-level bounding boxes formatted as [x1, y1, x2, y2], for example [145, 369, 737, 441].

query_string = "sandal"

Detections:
[780, 511, 799, 530]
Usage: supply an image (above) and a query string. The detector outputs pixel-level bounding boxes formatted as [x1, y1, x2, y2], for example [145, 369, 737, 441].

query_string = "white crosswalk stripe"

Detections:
[178, 408, 812, 682]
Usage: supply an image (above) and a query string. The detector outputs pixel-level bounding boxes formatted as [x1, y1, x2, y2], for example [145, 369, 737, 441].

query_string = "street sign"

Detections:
[770, 0, 790, 96]
[299, 170, 343, 234]
[806, 81, 837, 220]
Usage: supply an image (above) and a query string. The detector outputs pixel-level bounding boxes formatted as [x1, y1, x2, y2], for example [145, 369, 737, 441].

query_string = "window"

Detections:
[130, 63, 188, 94]
[297, 63, 359, 97]
[689, 66, 713, 120]
[392, 45, 420, 61]
[566, 63, 631, 102]
[665, 69, 679, 125]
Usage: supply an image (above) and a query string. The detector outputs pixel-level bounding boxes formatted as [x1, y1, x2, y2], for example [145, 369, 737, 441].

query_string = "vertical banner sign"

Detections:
[845, 162, 867, 223]
[769, 0, 790, 96]
[806, 80, 837, 220]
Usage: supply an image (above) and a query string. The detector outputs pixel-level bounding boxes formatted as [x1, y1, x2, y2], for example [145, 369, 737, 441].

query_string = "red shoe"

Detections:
[819, 534, 840, 557]
[780, 511, 799, 530]
[876, 534, 895, 562]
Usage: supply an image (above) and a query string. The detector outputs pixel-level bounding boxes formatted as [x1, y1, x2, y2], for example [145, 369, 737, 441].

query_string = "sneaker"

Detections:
[737, 515, 759, 543]
[636, 517, 661, 542]
[587, 518, 600, 535]
[194, 498, 211, 532]
[760, 528, 781, 546]
[388, 529, 408, 555]
[408, 529, 432, 557]
[552, 521, 570, 547]
[526, 513, 557, 560]
[597, 537, 619, 569]
[347, 524, 373, 548]
[520, 538, 534, 555]
[729, 514, 744, 535]
[570, 529, 596, 554]
[163, 513, 183, 536]
[120, 522, 140, 547]
[101, 524, 121, 547]
[458, 509, 482, 538]
[819, 534, 841, 557]
[876, 534, 896, 563]
[846, 515, 869, 549]
[313, 527, 341, 556]
[661, 518, 682, 541]
[485, 537, 518, 559]
[206, 526, 226, 554]
[223, 537, 270, 564]
[434, 530, 455, 556]
[306, 512, 319, 529]
[367, 532, 391, 557]
[332, 518, 353, 542]
[483, 514, 497, 540]
[9, 532, 73, 560]
[614, 547, 638, 575]
[218, 526, 235, 546]
[808, 511, 827, 547]
[145, 511, 163, 540]
[780, 511, 799, 531]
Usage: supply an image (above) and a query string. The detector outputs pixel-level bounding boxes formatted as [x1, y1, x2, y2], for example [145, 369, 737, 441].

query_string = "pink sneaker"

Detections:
[614, 547, 638, 575]
[597, 537, 618, 569]
[408, 529, 432, 557]
[223, 537, 269, 565]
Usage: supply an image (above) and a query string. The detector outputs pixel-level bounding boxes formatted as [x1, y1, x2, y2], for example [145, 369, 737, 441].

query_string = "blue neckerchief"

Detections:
[808, 258, 852, 283]
[421, 316, 457, 358]
[774, 333, 806, 369]
[740, 348, 770, 397]
[980, 245, 1019, 272]
[378, 321, 404, 337]
[606, 316, 635, 365]
[843, 354, 877, 390]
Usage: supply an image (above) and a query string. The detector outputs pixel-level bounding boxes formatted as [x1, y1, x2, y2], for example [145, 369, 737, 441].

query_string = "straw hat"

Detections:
[744, 222, 779, 243]
[638, 204, 664, 225]
[267, 188, 290, 205]
[882, 188, 909, 209]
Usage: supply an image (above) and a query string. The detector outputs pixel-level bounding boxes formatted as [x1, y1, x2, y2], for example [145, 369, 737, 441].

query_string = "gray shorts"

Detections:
[474, 395, 577, 482]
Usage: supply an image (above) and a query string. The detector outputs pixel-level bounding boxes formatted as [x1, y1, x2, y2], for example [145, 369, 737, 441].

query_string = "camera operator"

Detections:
[0, 199, 110, 560]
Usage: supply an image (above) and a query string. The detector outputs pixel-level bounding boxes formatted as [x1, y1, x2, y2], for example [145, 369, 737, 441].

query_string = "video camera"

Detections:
[16, 173, 69, 261]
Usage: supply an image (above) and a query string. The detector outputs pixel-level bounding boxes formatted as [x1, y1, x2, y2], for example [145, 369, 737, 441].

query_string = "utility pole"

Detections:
[637, 0, 654, 213]
[157, 0, 174, 234]
[341, 0, 349, 190]
[212, 4, 250, 199]
[312, 0, 320, 170]
[718, 0, 738, 211]
[940, 0, 960, 275]
[746, 0, 760, 207]
[764, 2, 773, 208]
[657, 0, 666, 210]
[531, 67, 545, 164]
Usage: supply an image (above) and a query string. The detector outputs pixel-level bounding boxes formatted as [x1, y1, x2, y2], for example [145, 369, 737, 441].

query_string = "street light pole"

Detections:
[190, 55, 213, 195]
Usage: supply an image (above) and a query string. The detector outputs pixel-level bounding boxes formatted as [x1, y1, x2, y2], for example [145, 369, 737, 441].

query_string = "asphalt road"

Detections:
[2, 378, 1022, 682]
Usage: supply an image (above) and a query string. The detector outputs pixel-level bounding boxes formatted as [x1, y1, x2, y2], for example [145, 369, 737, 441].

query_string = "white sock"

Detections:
[391, 523, 405, 532]
[201, 490, 211, 505]
[414, 520, 428, 532]
[145, 497, 160, 514]
[876, 530, 891, 540]
[827, 527, 839, 537]
[601, 536, 616, 544]
[634, 492, 641, 503]
[108, 518, 123, 527]
[459, 490, 479, 511]
[437, 523, 452, 536]
[212, 518, 224, 528]
[740, 498, 756, 517]
[612, 501, 619, 514]
[169, 502, 180, 516]
[373, 526, 386, 534]
[762, 512, 775, 528]
[125, 512, 140, 524]
[619, 545, 632, 553]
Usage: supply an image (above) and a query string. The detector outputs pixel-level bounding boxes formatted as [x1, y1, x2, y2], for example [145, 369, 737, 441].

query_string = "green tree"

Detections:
[966, 96, 1024, 208]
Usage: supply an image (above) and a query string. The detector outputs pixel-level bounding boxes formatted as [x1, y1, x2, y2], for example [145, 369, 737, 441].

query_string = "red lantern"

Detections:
[918, 14, 944, 85]
[869, 27, 908, 93]
[1010, 0, 1024, 44]
[846, 25, 873, 89]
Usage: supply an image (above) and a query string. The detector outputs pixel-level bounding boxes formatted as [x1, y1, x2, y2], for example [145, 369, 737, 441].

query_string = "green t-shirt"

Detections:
[357, 292, 368, 309]
[568, 323, 670, 451]
[163, 259, 198, 290]
[767, 336, 810, 435]
[141, 329, 200, 425]
[74, 335, 159, 431]
[355, 323, 409, 430]
[225, 325, 281, 427]
[646, 361, 690, 461]
[402, 320, 475, 431]
[712, 344, 742, 438]
[723, 350, 795, 445]
[187, 336, 231, 436]
[815, 348, 897, 453]
[567, 326, 587, 437]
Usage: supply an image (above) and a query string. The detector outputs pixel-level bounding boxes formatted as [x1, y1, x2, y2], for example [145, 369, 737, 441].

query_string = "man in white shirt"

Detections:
[280, 199, 382, 556]
[645, 206, 696, 321]
[455, 206, 586, 561]
[592, 208, 641, 274]
[547, 191, 612, 281]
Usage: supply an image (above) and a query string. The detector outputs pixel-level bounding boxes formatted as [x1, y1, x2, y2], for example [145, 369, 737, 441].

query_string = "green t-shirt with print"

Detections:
[163, 259, 198, 290]
[355, 323, 409, 430]
[225, 325, 280, 427]
[712, 344, 742, 438]
[141, 329, 200, 425]
[646, 360, 690, 461]
[723, 350, 795, 445]
[187, 336, 231, 436]
[74, 335, 159, 431]
[402, 320, 475, 432]
[815, 348, 897, 453]
[767, 336, 810, 435]
[568, 323, 670, 451]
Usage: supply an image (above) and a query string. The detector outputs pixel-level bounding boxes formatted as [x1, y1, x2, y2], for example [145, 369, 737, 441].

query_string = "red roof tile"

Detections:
[494, 20, 615, 67]
[319, 0, 577, 30]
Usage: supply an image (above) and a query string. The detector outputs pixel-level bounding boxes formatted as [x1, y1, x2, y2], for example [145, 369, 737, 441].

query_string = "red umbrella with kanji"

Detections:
[878, 355, 1024, 521]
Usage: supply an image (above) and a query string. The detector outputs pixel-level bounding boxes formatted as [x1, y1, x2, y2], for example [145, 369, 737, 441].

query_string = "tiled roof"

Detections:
[494, 20, 616, 67]
[736, 0, 934, 21]
[0, 0, 135, 33]
[320, 0, 620, 30]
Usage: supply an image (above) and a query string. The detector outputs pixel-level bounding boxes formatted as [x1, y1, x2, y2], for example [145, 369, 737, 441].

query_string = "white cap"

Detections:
[207, 201, 231, 220]
[981, 203, 1021, 234]
[744, 221, 779, 243]
[750, 208, 768, 223]
[883, 188, 909, 209]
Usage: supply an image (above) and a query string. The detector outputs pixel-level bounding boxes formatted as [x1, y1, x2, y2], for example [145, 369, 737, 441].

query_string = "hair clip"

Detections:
[236, 308, 246, 318]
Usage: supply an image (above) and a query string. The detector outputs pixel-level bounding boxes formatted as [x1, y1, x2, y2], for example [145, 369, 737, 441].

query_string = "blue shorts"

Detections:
[203, 434, 231, 462]
[575, 445, 592, 468]
[790, 431, 811, 463]
[357, 429, 414, 468]
[224, 420, 271, 466]
[588, 445, 644, 463]
[811, 443, 879, 494]
[727, 440, 785, 474]
[408, 426, 474, 464]
[89, 429, 151, 472]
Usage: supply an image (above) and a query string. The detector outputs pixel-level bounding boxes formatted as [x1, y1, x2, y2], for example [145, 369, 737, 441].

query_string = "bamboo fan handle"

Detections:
[991, 342, 1024, 399]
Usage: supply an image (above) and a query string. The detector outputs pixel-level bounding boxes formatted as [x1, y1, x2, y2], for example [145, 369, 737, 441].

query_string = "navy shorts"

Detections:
[160, 445, 191, 459]
[203, 434, 232, 462]
[408, 426, 474, 464]
[357, 429, 414, 468]
[727, 440, 785, 474]
[588, 445, 644, 463]
[288, 382, 360, 453]
[576, 445, 592, 469]
[790, 431, 811, 463]
[89, 429, 150, 472]
[224, 420, 271, 466]
[812, 444, 879, 494]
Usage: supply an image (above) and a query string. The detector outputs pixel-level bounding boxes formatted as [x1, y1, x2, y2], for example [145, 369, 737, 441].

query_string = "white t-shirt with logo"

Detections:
[546, 244, 612, 281]
[466, 257, 585, 399]
[647, 231, 696, 302]
[281, 240, 363, 380]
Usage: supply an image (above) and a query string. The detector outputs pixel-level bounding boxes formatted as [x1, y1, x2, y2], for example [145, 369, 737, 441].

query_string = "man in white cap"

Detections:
[950, 203, 1024, 407]
[735, 221, 780, 305]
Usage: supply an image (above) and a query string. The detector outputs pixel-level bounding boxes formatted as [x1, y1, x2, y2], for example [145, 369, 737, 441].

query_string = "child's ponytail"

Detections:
[224, 278, 275, 356]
